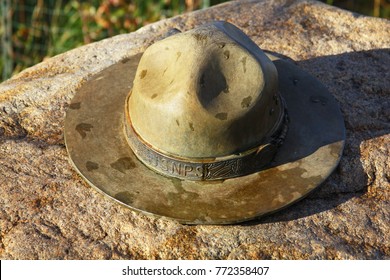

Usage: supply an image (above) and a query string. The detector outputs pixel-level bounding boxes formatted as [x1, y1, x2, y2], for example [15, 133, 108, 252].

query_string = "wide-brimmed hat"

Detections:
[65, 21, 345, 224]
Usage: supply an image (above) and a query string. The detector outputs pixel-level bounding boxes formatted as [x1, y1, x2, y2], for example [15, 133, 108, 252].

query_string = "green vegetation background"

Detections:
[1, 0, 389, 81]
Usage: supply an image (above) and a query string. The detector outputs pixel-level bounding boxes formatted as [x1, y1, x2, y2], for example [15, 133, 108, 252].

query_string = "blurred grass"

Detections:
[1, 0, 227, 80]
[0, 0, 389, 81]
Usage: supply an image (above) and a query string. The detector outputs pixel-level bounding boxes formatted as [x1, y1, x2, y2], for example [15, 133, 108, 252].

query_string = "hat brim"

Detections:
[64, 53, 345, 224]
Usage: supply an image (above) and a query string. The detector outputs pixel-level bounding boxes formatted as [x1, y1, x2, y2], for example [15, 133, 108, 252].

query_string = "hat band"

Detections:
[124, 105, 289, 181]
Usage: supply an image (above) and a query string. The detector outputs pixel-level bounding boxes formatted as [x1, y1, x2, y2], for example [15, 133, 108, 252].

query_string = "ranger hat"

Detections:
[65, 21, 345, 224]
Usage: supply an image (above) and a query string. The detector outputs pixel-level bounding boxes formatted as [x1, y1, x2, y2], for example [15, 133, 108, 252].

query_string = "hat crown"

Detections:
[128, 22, 283, 158]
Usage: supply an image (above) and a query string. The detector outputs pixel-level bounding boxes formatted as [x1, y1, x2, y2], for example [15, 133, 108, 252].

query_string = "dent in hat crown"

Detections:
[125, 21, 287, 180]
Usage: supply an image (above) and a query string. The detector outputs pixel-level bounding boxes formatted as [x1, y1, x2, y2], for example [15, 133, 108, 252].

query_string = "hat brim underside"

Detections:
[64, 53, 345, 225]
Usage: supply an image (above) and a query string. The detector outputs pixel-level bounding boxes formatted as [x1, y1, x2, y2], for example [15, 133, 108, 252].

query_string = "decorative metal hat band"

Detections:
[124, 95, 289, 181]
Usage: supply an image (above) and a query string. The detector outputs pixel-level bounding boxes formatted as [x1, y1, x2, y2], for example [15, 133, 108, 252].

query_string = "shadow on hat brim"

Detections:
[64, 53, 345, 225]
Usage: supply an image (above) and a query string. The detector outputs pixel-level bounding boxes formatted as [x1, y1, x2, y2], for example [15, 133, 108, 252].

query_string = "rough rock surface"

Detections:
[0, 0, 389, 259]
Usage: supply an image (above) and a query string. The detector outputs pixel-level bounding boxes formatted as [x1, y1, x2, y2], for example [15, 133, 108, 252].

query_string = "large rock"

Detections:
[0, 0, 389, 259]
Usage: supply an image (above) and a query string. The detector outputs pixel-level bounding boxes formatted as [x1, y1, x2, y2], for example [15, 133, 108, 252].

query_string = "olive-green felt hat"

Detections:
[65, 21, 345, 224]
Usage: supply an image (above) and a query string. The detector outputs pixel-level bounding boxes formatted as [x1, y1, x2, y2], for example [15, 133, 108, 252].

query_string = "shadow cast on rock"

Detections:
[241, 48, 390, 225]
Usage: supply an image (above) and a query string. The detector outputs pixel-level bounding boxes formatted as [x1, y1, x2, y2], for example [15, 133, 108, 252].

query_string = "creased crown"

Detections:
[128, 21, 283, 158]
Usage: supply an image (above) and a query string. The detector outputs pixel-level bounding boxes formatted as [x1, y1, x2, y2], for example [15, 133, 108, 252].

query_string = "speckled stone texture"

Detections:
[0, 0, 389, 259]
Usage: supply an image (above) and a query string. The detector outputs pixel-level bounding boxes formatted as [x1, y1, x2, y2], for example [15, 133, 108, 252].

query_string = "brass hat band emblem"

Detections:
[124, 95, 289, 181]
